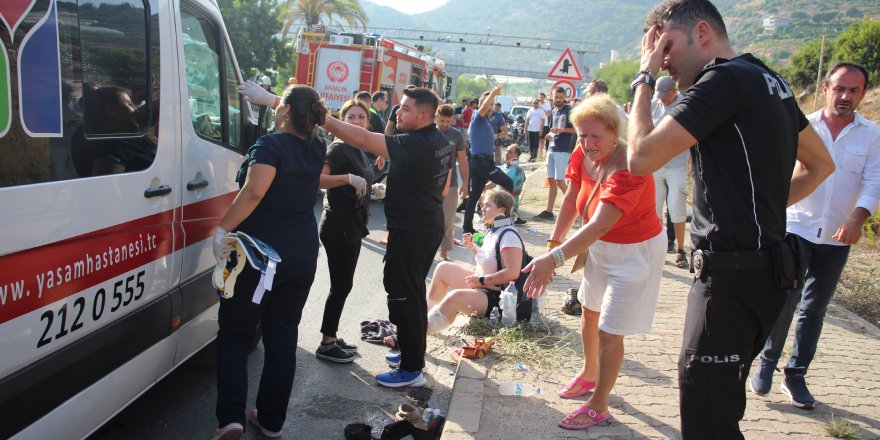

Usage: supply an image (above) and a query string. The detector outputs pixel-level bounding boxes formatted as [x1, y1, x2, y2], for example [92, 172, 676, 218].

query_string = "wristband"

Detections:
[550, 247, 566, 268]
[478, 276, 485, 286]
[547, 239, 561, 249]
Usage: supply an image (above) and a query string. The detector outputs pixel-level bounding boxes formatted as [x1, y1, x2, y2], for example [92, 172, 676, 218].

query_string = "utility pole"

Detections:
[812, 32, 828, 112]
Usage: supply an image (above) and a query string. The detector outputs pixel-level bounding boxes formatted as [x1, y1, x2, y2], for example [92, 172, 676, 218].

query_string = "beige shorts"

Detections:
[578, 232, 666, 335]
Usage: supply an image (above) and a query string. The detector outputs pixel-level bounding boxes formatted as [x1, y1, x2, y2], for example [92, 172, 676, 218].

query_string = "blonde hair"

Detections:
[483, 188, 514, 216]
[569, 94, 623, 139]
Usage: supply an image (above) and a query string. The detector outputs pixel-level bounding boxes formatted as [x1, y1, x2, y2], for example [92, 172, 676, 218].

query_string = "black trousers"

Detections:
[383, 227, 443, 371]
[463, 157, 513, 233]
[216, 256, 316, 432]
[679, 270, 785, 439]
[319, 232, 363, 338]
[527, 131, 540, 159]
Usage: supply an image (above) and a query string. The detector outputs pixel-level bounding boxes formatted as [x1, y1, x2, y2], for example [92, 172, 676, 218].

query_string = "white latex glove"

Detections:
[238, 81, 278, 107]
[348, 174, 367, 198]
[213, 226, 232, 264]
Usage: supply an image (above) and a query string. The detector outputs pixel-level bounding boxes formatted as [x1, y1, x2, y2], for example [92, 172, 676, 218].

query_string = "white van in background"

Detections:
[0, 0, 265, 438]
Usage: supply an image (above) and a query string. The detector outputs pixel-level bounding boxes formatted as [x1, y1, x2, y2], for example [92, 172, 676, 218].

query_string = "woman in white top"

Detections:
[425, 189, 524, 334]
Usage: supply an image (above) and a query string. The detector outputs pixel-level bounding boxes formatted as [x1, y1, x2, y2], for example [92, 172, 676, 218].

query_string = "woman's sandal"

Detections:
[248, 409, 282, 438]
[557, 376, 596, 398]
[558, 406, 612, 430]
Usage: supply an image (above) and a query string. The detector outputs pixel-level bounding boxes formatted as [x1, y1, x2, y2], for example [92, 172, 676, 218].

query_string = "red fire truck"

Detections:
[292, 26, 448, 111]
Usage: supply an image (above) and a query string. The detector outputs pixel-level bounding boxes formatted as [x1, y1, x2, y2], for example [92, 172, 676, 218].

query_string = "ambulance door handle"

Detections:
[144, 185, 173, 198]
[186, 178, 209, 191]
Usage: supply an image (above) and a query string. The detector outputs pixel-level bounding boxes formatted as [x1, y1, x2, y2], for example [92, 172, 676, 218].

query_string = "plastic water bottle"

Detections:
[529, 294, 544, 327]
[498, 381, 541, 396]
[500, 284, 517, 327]
[488, 306, 500, 325]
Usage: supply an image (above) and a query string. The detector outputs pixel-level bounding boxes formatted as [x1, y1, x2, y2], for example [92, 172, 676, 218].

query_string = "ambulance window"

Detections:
[0, 0, 157, 187]
[224, 45, 242, 149]
[181, 8, 226, 145]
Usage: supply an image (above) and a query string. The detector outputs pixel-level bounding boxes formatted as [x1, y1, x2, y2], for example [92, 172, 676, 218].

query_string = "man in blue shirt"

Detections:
[463, 84, 514, 234]
[491, 102, 508, 164]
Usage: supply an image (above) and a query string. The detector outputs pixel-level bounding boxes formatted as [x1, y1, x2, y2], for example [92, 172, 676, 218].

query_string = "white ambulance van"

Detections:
[0, 0, 265, 438]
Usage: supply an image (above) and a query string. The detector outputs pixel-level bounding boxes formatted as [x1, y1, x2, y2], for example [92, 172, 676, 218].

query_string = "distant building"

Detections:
[763, 15, 791, 33]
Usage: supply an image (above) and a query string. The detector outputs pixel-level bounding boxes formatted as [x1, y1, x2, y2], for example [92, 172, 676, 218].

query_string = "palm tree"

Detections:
[280, 0, 369, 39]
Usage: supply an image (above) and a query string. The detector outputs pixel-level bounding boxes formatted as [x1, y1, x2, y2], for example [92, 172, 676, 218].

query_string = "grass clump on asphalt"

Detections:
[459, 316, 579, 376]
[824, 413, 859, 439]
[836, 241, 880, 328]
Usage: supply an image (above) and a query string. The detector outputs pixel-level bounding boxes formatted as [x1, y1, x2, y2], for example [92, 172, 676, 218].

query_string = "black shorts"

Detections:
[481, 288, 501, 317]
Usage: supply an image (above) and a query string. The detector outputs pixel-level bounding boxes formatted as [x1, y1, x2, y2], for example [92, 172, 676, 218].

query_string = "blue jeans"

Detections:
[759, 234, 850, 375]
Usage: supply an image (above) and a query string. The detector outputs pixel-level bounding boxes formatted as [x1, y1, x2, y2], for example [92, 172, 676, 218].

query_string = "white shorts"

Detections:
[546, 152, 570, 181]
[654, 165, 688, 223]
[578, 232, 666, 335]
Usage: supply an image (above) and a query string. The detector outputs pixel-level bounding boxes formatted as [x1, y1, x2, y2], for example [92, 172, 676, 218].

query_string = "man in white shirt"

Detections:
[750, 62, 880, 410]
[651, 76, 689, 268]
[525, 98, 547, 161]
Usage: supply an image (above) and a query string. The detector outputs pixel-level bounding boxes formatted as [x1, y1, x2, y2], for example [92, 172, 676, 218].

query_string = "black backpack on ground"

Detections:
[494, 227, 533, 321]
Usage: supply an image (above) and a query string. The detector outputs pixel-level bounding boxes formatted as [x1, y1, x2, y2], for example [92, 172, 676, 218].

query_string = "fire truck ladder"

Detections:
[306, 46, 319, 87]
[360, 48, 375, 93]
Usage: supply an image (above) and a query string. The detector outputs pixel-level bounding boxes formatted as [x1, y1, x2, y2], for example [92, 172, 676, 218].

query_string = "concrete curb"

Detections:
[439, 358, 486, 439]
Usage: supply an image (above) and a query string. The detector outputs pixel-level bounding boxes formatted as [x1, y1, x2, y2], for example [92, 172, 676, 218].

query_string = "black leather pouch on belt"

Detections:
[771, 235, 803, 289]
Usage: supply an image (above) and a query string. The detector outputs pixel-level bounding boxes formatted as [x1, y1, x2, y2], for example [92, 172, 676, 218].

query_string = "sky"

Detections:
[366, 0, 449, 15]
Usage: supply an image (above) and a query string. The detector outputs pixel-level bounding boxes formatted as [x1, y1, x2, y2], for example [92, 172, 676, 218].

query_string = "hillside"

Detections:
[362, 0, 880, 69]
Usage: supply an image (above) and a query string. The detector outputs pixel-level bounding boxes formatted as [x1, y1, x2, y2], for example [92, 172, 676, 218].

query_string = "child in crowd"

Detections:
[504, 144, 527, 225]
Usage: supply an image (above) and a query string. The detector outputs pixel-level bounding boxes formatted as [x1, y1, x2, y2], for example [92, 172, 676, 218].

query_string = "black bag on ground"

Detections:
[494, 227, 533, 321]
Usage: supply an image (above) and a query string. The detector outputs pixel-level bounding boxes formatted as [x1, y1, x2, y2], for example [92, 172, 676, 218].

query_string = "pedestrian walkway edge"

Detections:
[440, 357, 487, 439]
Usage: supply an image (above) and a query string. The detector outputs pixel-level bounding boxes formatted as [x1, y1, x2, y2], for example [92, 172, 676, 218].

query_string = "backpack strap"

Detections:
[494, 227, 527, 282]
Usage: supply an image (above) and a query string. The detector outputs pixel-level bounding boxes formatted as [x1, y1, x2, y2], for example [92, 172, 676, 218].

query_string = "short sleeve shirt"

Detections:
[566, 146, 661, 244]
[236, 132, 326, 257]
[651, 95, 688, 168]
[384, 125, 455, 231]
[526, 108, 545, 132]
[469, 114, 495, 156]
[490, 111, 506, 134]
[439, 126, 467, 188]
[669, 54, 808, 251]
[549, 104, 575, 154]
[462, 107, 474, 128]
[320, 140, 374, 241]
[505, 164, 526, 192]
[475, 227, 523, 280]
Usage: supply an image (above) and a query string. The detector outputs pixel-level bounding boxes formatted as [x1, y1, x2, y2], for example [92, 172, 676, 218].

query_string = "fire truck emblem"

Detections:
[326, 60, 349, 83]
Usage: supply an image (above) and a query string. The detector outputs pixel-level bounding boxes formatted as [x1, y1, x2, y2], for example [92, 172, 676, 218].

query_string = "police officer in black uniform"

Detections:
[323, 87, 454, 388]
[626, 0, 835, 438]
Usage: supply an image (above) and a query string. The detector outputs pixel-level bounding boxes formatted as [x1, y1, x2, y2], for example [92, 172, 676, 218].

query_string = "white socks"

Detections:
[426, 306, 452, 335]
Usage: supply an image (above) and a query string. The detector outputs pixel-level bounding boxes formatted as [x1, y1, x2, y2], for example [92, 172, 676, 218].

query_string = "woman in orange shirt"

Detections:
[523, 94, 665, 431]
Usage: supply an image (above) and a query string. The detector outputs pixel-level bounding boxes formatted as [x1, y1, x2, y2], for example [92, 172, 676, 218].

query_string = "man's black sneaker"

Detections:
[514, 217, 527, 225]
[334, 338, 358, 353]
[780, 374, 815, 409]
[748, 357, 776, 396]
[316, 342, 355, 363]
[675, 250, 689, 269]
[533, 210, 555, 221]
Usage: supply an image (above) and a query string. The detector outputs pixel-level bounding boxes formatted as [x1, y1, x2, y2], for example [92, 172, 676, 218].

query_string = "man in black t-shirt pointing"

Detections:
[626, 0, 835, 438]
[323, 88, 454, 389]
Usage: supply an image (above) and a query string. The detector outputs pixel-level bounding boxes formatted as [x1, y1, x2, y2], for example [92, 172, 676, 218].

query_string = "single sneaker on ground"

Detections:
[675, 250, 689, 269]
[315, 341, 355, 363]
[780, 373, 815, 409]
[533, 210, 555, 221]
[748, 357, 775, 396]
[376, 368, 427, 388]
[514, 217, 528, 225]
[385, 352, 401, 368]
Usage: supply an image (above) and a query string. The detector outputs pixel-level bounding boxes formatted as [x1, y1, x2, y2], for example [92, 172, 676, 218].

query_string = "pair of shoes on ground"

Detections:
[379, 352, 427, 388]
[533, 210, 555, 221]
[211, 408, 282, 440]
[557, 376, 596, 398]
[749, 362, 815, 409]
[315, 338, 358, 363]
[674, 249, 688, 269]
[558, 405, 612, 430]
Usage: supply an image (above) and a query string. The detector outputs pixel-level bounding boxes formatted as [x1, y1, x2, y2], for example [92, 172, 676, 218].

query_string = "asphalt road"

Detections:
[88, 199, 456, 440]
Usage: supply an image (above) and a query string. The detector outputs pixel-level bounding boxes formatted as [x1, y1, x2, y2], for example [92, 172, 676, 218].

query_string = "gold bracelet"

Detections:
[547, 239, 561, 249]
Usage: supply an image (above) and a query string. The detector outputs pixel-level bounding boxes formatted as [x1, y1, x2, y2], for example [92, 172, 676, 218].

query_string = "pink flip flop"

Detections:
[557, 376, 596, 398]
[558, 406, 612, 430]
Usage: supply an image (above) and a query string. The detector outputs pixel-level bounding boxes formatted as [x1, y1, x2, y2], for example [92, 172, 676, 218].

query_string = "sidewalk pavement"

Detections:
[439, 161, 880, 439]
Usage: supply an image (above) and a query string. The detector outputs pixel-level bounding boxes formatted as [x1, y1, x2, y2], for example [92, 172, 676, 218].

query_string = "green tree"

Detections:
[781, 38, 830, 88]
[594, 60, 640, 104]
[217, 0, 291, 78]
[834, 18, 880, 87]
[280, 0, 368, 39]
[453, 75, 492, 101]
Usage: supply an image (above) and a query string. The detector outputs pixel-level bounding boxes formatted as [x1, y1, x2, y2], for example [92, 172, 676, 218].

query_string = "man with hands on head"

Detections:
[626, 0, 834, 438]
[462, 84, 514, 234]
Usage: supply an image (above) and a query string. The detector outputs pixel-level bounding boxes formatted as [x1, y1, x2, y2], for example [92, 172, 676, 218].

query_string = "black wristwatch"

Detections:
[478, 276, 485, 285]
[630, 70, 656, 93]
